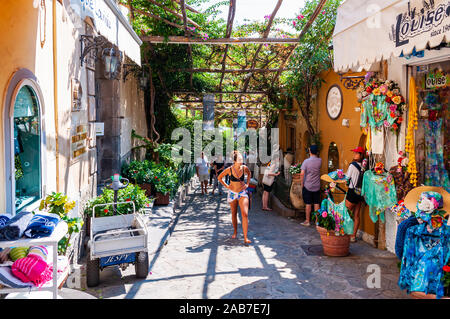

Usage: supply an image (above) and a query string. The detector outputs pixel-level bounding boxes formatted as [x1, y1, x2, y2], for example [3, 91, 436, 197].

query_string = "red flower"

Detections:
[397, 117, 403, 124]
[443, 265, 450, 272]
[126, 198, 131, 202]
[366, 87, 373, 94]
[104, 209, 109, 213]
[392, 124, 398, 130]
[385, 97, 392, 103]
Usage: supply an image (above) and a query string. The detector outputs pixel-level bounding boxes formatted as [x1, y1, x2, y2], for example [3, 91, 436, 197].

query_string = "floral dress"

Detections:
[361, 170, 398, 223]
[398, 223, 450, 299]
[424, 118, 450, 188]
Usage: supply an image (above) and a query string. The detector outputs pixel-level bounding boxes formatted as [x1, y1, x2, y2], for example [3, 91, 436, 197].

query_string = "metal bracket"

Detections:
[122, 64, 137, 82]
[80, 35, 108, 66]
[338, 74, 366, 90]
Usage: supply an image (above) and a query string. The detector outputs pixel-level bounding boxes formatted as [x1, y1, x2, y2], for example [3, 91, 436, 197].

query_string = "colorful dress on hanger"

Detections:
[361, 170, 398, 223]
[424, 118, 450, 189]
[318, 196, 354, 236]
[398, 223, 450, 299]
[360, 94, 396, 128]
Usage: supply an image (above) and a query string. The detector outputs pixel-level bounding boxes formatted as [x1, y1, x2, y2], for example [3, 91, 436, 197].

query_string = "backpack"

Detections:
[350, 161, 364, 195]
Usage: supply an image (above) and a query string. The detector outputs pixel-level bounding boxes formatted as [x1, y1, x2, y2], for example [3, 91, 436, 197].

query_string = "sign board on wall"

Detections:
[71, 124, 88, 161]
[247, 119, 259, 130]
[424, 69, 449, 89]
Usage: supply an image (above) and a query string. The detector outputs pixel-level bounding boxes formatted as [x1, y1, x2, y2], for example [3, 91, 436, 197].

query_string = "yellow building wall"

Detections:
[316, 70, 375, 237]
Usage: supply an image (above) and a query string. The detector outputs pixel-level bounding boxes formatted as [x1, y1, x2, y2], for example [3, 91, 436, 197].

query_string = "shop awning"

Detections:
[333, 0, 450, 72]
[70, 0, 142, 66]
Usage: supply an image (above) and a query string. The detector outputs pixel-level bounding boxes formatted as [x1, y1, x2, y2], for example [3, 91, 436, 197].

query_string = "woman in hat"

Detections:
[218, 151, 252, 244]
[345, 146, 365, 242]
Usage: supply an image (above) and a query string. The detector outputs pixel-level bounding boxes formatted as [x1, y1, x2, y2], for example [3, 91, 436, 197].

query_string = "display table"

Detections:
[0, 221, 68, 299]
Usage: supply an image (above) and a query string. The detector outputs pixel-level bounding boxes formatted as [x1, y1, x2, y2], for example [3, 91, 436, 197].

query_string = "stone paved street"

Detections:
[84, 180, 409, 299]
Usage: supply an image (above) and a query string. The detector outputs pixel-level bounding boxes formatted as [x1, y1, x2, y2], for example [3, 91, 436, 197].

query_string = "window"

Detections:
[328, 142, 339, 173]
[12, 85, 42, 212]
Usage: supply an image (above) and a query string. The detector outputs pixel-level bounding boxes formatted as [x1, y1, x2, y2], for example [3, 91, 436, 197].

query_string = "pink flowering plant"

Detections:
[312, 201, 335, 232]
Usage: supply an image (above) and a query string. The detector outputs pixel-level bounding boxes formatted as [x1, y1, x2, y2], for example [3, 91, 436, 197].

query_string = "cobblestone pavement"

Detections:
[84, 180, 409, 299]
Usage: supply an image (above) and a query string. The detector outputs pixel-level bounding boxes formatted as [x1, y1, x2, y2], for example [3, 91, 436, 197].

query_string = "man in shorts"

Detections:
[300, 145, 322, 226]
[196, 152, 209, 195]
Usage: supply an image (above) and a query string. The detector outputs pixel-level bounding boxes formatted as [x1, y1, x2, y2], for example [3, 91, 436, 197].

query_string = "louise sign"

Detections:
[392, 0, 450, 48]
[425, 70, 450, 88]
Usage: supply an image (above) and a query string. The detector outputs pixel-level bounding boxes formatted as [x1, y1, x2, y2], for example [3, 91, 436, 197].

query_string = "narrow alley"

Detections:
[84, 180, 408, 299]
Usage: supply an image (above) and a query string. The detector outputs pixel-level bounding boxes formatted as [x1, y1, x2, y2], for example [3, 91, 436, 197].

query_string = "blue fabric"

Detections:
[24, 213, 60, 238]
[398, 223, 450, 299]
[0, 215, 10, 228]
[395, 216, 419, 260]
[0, 212, 33, 241]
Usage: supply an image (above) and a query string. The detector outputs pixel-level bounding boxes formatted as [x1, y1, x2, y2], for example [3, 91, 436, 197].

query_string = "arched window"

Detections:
[4, 71, 45, 214]
[328, 142, 339, 173]
[12, 85, 42, 212]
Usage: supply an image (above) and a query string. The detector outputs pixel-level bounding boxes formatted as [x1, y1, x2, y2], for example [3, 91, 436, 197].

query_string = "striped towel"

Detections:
[11, 255, 53, 288]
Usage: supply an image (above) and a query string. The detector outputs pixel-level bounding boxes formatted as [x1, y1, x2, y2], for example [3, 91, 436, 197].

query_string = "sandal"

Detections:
[300, 221, 310, 227]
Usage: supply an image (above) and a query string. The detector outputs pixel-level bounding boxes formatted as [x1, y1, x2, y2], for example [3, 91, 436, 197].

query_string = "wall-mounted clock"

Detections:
[326, 85, 343, 120]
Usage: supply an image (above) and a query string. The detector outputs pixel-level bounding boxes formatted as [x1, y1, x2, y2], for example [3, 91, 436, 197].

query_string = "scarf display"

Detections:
[0, 212, 33, 241]
[24, 212, 60, 238]
[11, 245, 52, 288]
[361, 170, 398, 223]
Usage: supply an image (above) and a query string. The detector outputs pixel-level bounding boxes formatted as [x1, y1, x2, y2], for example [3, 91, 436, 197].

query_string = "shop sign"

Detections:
[247, 120, 259, 130]
[393, 1, 450, 48]
[425, 69, 450, 89]
[71, 124, 88, 160]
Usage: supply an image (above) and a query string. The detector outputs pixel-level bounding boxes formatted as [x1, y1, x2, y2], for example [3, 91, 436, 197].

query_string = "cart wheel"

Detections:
[135, 251, 149, 278]
[86, 245, 100, 287]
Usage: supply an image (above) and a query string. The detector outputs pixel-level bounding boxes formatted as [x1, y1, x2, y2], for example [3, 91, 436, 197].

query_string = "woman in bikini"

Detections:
[218, 151, 252, 244]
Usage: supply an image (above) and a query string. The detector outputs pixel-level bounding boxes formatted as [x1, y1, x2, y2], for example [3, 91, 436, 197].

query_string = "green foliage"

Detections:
[311, 209, 336, 232]
[284, 0, 342, 136]
[84, 184, 151, 217]
[39, 192, 83, 256]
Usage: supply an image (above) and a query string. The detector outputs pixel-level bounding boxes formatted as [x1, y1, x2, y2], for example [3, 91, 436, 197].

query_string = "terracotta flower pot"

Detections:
[139, 183, 153, 197]
[154, 192, 170, 206]
[316, 226, 350, 257]
[410, 291, 450, 299]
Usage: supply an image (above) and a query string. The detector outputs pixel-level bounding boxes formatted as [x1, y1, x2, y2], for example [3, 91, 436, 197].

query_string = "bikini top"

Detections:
[229, 167, 245, 182]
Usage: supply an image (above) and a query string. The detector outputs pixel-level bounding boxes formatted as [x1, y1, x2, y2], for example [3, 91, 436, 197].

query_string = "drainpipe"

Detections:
[52, 0, 60, 192]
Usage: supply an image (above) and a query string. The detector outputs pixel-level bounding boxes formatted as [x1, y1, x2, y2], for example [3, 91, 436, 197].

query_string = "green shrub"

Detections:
[84, 184, 151, 217]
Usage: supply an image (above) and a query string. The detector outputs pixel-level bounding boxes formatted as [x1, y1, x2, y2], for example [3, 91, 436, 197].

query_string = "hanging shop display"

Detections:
[357, 74, 406, 154]
[361, 162, 398, 223]
[395, 187, 450, 299]
[411, 61, 450, 191]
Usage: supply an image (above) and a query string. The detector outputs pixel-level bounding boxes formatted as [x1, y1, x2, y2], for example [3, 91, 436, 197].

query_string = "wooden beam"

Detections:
[141, 36, 299, 44]
[173, 0, 201, 14]
[219, 0, 237, 96]
[173, 100, 265, 104]
[132, 7, 185, 30]
[168, 68, 296, 73]
[180, 0, 194, 89]
[272, 0, 328, 85]
[145, 0, 200, 28]
[172, 91, 267, 95]
[240, 0, 283, 106]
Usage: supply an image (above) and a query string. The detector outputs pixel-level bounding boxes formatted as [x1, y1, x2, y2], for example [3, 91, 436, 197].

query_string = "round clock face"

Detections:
[326, 85, 343, 120]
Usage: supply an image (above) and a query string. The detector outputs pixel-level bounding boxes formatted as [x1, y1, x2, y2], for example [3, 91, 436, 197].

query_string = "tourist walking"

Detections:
[261, 157, 281, 211]
[218, 151, 252, 244]
[300, 145, 322, 226]
[345, 146, 365, 242]
[212, 155, 225, 195]
[196, 152, 209, 195]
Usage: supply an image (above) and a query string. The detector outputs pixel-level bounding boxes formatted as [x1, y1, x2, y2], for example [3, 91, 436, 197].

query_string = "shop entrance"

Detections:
[411, 60, 450, 188]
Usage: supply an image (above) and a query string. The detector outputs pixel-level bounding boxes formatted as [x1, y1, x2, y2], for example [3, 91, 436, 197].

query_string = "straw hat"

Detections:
[404, 186, 450, 215]
[320, 174, 348, 184]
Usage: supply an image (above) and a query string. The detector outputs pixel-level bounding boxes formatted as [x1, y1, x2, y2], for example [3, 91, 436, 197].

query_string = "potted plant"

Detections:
[122, 160, 153, 198]
[312, 203, 350, 257]
[289, 164, 302, 180]
[149, 163, 178, 205]
[39, 192, 83, 256]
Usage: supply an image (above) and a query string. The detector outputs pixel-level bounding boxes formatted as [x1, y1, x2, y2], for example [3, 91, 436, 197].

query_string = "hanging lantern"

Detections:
[102, 47, 122, 80]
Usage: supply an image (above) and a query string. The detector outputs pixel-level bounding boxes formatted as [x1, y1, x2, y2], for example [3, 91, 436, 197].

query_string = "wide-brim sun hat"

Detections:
[404, 186, 450, 215]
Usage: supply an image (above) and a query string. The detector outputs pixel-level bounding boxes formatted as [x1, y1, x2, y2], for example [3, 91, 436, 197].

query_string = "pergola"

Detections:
[122, 0, 329, 125]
